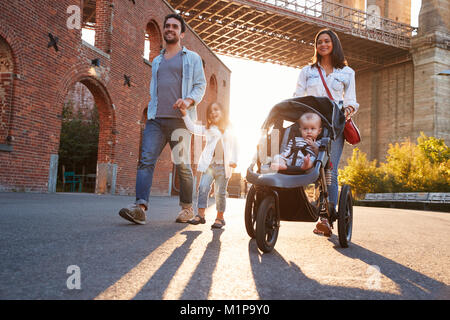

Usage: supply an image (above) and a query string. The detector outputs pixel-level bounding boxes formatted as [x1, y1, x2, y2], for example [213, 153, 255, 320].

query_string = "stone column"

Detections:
[411, 0, 450, 143]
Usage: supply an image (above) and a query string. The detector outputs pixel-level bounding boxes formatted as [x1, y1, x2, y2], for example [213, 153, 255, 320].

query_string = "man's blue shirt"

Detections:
[147, 46, 206, 121]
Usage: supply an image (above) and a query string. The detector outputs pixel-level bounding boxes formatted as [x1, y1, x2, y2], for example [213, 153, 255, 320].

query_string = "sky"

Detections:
[218, 0, 422, 173]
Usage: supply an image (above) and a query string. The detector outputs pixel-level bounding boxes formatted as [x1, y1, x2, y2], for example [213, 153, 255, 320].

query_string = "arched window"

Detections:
[144, 20, 162, 62]
[209, 74, 218, 103]
[0, 35, 14, 148]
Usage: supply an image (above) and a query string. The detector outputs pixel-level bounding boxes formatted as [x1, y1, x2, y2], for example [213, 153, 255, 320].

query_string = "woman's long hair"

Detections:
[206, 102, 230, 133]
[311, 29, 347, 69]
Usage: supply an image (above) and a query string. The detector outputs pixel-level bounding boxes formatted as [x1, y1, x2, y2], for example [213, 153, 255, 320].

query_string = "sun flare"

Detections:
[218, 55, 300, 174]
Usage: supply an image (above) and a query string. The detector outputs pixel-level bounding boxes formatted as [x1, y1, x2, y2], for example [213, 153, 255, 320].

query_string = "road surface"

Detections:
[0, 192, 449, 300]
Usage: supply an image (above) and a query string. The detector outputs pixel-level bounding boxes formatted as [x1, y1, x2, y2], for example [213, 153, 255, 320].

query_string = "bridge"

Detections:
[166, 0, 417, 71]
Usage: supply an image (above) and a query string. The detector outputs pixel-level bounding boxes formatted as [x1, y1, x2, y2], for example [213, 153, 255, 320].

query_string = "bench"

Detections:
[357, 192, 450, 212]
[363, 193, 450, 203]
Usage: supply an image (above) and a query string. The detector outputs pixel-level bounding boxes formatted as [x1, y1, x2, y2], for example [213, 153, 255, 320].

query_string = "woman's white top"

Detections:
[294, 63, 359, 112]
[182, 115, 238, 179]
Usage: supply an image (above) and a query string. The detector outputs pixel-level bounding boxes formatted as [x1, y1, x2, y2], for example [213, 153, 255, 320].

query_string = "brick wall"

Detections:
[0, 0, 231, 194]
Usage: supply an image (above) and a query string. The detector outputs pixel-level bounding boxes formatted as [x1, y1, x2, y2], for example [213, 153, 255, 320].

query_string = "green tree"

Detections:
[58, 101, 99, 175]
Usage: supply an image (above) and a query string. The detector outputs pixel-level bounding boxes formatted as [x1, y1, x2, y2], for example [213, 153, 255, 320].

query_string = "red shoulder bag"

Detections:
[317, 66, 361, 145]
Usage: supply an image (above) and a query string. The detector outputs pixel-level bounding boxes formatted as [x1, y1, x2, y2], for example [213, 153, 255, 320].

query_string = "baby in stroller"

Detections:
[271, 112, 322, 172]
[245, 96, 353, 252]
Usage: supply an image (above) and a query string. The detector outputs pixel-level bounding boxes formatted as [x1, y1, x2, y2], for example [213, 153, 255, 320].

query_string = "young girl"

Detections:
[176, 102, 238, 229]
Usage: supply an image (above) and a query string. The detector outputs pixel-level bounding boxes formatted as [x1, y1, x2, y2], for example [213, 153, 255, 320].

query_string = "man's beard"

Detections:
[164, 32, 179, 44]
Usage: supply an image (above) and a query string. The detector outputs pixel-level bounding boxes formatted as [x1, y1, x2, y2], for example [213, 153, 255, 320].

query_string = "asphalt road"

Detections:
[0, 192, 449, 300]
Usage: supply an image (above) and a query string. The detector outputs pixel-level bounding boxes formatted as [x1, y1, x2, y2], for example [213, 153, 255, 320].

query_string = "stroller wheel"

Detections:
[244, 185, 258, 238]
[338, 184, 353, 248]
[256, 196, 279, 253]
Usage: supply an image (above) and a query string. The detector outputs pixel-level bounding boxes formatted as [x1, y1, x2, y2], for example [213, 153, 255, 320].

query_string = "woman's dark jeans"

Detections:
[329, 132, 344, 209]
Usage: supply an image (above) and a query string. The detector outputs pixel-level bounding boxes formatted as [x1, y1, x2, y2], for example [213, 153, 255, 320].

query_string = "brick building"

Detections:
[0, 0, 231, 194]
[1, 0, 449, 194]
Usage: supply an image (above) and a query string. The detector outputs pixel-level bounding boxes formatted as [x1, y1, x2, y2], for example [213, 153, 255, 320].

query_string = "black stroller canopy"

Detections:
[262, 96, 345, 140]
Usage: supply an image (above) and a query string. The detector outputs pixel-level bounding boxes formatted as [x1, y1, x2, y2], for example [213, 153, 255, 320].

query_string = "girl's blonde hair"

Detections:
[206, 102, 229, 133]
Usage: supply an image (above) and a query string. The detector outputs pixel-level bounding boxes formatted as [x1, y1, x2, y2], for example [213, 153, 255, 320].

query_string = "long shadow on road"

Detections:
[133, 230, 202, 300]
[179, 229, 224, 299]
[327, 237, 450, 299]
[0, 193, 191, 299]
[248, 239, 449, 299]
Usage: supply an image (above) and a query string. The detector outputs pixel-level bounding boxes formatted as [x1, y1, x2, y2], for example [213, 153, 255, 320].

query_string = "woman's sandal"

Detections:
[211, 219, 225, 229]
[188, 215, 206, 225]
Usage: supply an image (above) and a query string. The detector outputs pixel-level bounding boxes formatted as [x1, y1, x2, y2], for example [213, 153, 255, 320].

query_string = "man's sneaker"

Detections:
[175, 207, 194, 223]
[119, 204, 146, 225]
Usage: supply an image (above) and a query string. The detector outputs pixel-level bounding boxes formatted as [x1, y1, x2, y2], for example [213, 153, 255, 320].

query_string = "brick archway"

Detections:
[0, 24, 24, 77]
[0, 35, 14, 146]
[145, 20, 162, 62]
[0, 24, 24, 151]
[77, 76, 115, 164]
[57, 71, 116, 193]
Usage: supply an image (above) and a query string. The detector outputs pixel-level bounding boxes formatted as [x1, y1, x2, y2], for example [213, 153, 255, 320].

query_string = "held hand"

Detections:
[173, 99, 189, 116]
[173, 98, 193, 110]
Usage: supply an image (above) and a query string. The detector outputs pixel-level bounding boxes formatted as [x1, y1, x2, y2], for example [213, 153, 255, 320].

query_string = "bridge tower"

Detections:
[339, 0, 412, 25]
[411, 0, 450, 143]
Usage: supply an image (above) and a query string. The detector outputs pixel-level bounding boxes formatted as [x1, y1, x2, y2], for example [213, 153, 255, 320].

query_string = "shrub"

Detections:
[338, 148, 384, 198]
[339, 133, 450, 196]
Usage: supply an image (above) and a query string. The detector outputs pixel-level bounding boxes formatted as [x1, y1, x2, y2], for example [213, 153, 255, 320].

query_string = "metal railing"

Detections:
[252, 0, 417, 48]
[363, 193, 450, 203]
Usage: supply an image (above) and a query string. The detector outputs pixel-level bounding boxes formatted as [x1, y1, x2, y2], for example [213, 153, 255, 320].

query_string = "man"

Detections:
[119, 13, 206, 225]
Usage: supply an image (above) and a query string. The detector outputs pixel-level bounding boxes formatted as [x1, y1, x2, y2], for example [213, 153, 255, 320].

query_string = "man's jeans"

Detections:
[136, 118, 193, 209]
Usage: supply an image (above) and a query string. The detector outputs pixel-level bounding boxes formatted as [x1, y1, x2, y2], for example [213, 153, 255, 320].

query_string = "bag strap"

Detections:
[317, 66, 333, 101]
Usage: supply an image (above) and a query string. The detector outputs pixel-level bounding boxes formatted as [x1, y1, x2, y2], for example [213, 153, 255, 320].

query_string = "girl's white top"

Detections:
[294, 63, 359, 112]
[182, 115, 238, 179]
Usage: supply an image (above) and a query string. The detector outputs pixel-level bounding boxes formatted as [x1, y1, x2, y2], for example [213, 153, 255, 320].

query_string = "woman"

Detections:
[294, 28, 359, 237]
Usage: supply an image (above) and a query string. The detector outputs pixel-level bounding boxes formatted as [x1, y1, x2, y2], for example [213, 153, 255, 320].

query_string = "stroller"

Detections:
[245, 96, 354, 253]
